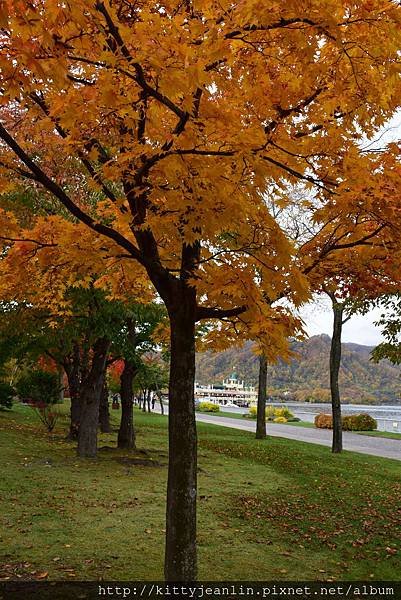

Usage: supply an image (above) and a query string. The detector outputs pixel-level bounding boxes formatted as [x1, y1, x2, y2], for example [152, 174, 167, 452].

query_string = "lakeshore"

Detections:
[213, 402, 401, 434]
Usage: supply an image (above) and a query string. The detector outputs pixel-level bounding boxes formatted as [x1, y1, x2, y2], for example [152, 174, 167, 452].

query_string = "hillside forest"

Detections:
[196, 335, 401, 404]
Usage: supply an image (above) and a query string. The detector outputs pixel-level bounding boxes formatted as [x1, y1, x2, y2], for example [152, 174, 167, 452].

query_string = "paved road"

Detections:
[195, 413, 401, 461]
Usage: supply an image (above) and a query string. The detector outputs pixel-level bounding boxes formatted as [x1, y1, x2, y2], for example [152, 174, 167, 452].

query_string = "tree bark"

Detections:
[78, 337, 110, 458]
[99, 378, 112, 433]
[64, 343, 81, 440]
[164, 299, 197, 581]
[330, 302, 344, 453]
[58, 367, 65, 403]
[118, 359, 136, 450]
[256, 354, 267, 439]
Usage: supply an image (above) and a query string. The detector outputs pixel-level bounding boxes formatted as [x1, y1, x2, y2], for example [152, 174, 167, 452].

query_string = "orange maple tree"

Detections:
[1, 0, 401, 579]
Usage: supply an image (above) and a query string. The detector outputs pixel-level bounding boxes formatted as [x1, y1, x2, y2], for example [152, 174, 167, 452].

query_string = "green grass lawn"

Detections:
[356, 430, 401, 440]
[205, 409, 247, 419]
[0, 402, 400, 582]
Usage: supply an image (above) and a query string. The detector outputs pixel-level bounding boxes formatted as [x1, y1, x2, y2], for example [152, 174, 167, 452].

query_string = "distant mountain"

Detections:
[195, 334, 401, 404]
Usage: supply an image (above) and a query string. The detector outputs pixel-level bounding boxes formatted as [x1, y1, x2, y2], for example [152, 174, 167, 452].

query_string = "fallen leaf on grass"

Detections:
[35, 572, 48, 579]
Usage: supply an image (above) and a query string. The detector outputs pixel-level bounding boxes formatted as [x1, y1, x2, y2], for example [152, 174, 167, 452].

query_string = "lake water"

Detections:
[221, 402, 401, 433]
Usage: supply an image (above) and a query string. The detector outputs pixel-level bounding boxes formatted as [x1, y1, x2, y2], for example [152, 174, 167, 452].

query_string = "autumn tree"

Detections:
[0, 301, 82, 437]
[0, 212, 154, 453]
[110, 302, 166, 449]
[255, 164, 401, 444]
[305, 200, 401, 452]
[370, 295, 401, 366]
[260, 142, 401, 449]
[324, 273, 401, 452]
[2, 1, 401, 579]
[133, 354, 169, 412]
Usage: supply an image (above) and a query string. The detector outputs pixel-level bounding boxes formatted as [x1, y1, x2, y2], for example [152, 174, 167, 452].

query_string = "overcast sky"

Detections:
[299, 299, 384, 346]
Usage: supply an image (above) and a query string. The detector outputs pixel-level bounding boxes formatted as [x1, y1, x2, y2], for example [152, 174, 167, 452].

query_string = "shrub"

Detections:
[198, 401, 220, 413]
[248, 406, 257, 418]
[248, 405, 294, 421]
[16, 370, 60, 405]
[265, 405, 276, 420]
[0, 382, 14, 409]
[314, 413, 333, 429]
[341, 415, 352, 431]
[343, 413, 377, 431]
[315, 412, 377, 431]
[274, 406, 294, 419]
[273, 416, 287, 423]
[287, 416, 300, 422]
[31, 401, 60, 432]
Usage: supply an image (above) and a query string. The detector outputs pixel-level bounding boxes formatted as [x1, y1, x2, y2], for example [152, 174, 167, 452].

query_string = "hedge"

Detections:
[314, 412, 377, 431]
[248, 405, 294, 421]
[197, 401, 220, 413]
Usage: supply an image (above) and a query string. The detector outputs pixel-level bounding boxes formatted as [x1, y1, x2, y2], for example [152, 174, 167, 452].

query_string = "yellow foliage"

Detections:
[0, 0, 401, 359]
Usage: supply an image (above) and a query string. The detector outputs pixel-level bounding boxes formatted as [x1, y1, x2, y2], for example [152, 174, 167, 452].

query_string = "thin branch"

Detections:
[28, 91, 117, 205]
[0, 123, 143, 263]
[225, 18, 332, 40]
[95, 2, 189, 124]
[329, 224, 386, 251]
[0, 235, 57, 248]
[261, 155, 337, 193]
[195, 304, 247, 321]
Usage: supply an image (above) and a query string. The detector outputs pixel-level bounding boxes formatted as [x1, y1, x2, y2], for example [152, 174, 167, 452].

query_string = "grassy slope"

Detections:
[0, 403, 400, 582]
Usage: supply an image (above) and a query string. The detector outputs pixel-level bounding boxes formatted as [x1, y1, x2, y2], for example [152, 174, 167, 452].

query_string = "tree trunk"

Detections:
[330, 303, 344, 453]
[118, 359, 136, 450]
[99, 378, 111, 433]
[78, 337, 110, 458]
[58, 367, 65, 403]
[65, 343, 81, 440]
[164, 302, 197, 581]
[256, 354, 267, 440]
[68, 389, 81, 440]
